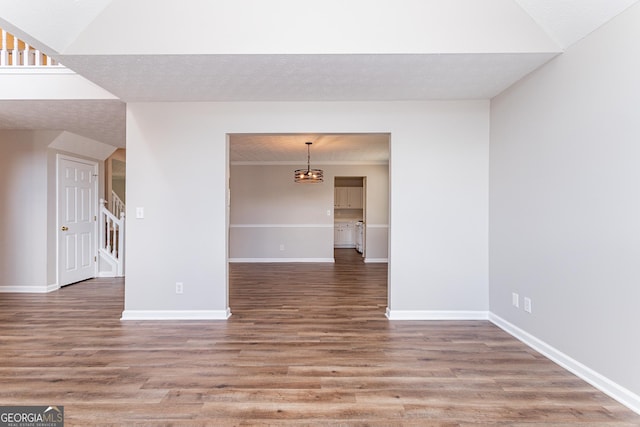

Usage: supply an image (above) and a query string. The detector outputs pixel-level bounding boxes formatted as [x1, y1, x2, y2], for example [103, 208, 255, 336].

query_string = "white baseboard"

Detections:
[364, 258, 388, 263]
[386, 308, 489, 320]
[228, 258, 334, 263]
[121, 308, 231, 320]
[0, 284, 59, 293]
[97, 271, 116, 278]
[489, 313, 640, 415]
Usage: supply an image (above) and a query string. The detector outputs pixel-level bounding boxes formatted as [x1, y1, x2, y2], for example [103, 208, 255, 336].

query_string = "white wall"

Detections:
[0, 70, 118, 100]
[0, 130, 108, 292]
[490, 4, 640, 402]
[0, 131, 52, 291]
[123, 101, 489, 319]
[389, 104, 490, 316]
[229, 163, 388, 261]
[229, 163, 333, 261]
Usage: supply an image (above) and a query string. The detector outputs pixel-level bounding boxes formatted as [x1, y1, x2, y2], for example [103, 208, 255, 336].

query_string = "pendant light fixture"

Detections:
[294, 141, 324, 183]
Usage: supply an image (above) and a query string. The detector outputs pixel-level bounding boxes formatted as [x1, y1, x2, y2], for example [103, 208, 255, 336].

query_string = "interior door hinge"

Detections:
[94, 256, 97, 262]
[94, 215, 97, 221]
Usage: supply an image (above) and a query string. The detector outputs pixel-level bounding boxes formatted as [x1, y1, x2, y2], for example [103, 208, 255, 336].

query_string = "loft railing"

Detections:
[0, 27, 62, 67]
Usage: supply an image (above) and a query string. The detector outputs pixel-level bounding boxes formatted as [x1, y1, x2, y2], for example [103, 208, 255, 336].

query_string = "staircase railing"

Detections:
[1, 28, 62, 67]
[99, 199, 125, 277]
[111, 191, 126, 219]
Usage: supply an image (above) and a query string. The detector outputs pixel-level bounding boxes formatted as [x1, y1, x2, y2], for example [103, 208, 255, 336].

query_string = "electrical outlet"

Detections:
[512, 292, 519, 308]
[279, 244, 285, 251]
[175, 282, 184, 294]
[524, 297, 532, 313]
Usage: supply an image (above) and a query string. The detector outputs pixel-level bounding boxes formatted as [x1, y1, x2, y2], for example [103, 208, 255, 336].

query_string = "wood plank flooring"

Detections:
[0, 249, 638, 426]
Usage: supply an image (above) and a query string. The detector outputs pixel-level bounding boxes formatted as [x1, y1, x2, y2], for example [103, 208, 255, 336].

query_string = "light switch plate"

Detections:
[136, 207, 144, 219]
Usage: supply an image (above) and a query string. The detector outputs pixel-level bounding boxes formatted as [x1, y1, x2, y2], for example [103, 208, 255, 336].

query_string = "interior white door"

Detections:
[58, 156, 97, 286]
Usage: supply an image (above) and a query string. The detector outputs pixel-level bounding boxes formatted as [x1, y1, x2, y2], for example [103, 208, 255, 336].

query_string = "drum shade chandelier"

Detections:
[295, 142, 324, 183]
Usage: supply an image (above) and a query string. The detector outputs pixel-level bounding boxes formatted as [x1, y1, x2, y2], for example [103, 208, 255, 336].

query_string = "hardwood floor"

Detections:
[0, 249, 638, 426]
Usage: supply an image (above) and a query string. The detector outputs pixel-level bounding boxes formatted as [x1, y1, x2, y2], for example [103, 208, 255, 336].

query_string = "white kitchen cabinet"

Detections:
[348, 187, 363, 208]
[334, 187, 349, 208]
[334, 222, 356, 248]
[334, 187, 363, 209]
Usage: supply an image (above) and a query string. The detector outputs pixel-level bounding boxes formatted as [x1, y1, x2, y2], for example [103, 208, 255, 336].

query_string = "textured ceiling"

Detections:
[0, 99, 125, 147]
[59, 52, 558, 102]
[230, 134, 390, 163]
[0, 0, 638, 153]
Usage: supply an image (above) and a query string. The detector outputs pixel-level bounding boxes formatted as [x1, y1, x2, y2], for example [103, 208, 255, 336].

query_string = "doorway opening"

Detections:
[334, 176, 365, 261]
[227, 133, 390, 315]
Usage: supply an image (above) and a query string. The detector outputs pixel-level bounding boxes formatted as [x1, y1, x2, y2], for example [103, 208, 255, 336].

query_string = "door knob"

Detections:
[61, 226, 68, 231]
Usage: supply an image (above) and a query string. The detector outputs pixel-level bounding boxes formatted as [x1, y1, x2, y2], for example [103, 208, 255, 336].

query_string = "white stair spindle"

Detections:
[118, 212, 125, 276]
[1, 30, 7, 66]
[35, 48, 41, 66]
[12, 33, 19, 66]
[23, 41, 30, 65]
[108, 217, 113, 253]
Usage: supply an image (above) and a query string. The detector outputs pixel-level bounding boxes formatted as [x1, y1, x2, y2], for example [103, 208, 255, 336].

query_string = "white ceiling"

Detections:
[0, 99, 125, 147]
[0, 0, 637, 156]
[58, 52, 558, 103]
[230, 133, 390, 163]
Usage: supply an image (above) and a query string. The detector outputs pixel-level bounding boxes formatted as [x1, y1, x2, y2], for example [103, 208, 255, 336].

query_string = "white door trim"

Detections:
[56, 154, 99, 287]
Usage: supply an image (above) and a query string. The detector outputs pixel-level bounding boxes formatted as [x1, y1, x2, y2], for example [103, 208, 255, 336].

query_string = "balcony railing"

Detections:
[1, 28, 62, 67]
